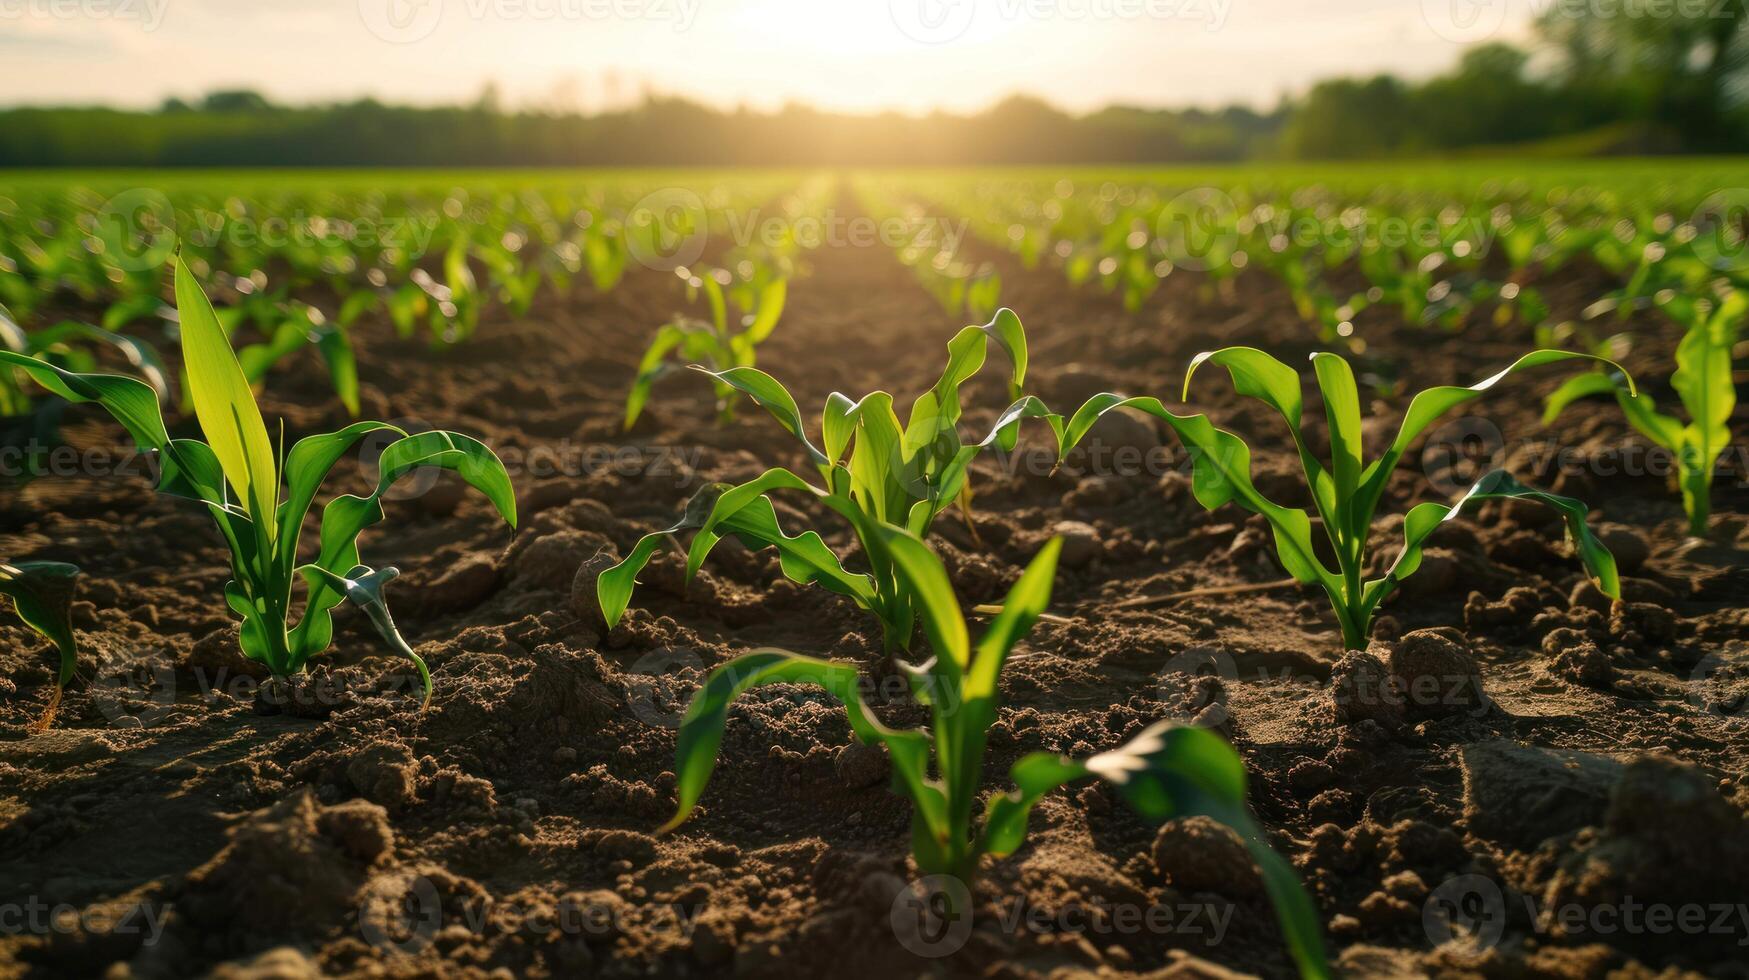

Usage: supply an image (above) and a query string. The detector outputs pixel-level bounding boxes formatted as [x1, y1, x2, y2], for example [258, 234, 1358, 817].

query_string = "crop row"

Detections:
[2, 168, 1745, 977]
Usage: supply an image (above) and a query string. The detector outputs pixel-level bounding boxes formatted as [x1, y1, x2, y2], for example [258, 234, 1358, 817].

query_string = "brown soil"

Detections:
[2, 184, 1747, 980]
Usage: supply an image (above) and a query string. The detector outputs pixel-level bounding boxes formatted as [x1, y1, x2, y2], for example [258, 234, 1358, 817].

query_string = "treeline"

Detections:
[0, 95, 1284, 167]
[1285, 3, 1749, 157]
[2, 5, 1743, 166]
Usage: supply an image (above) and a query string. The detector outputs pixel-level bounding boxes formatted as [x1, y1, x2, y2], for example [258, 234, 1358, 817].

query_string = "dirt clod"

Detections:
[1149, 815, 1260, 896]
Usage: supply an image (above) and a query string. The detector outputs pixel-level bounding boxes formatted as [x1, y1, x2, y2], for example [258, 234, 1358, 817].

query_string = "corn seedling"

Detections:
[660, 530, 1329, 977]
[624, 268, 788, 429]
[0, 255, 517, 705]
[1, 560, 80, 729]
[1544, 289, 1744, 536]
[600, 309, 1055, 657]
[1061, 348, 1630, 650]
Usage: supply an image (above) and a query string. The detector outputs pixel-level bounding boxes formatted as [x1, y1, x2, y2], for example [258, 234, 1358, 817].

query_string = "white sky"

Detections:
[1, 0, 1541, 113]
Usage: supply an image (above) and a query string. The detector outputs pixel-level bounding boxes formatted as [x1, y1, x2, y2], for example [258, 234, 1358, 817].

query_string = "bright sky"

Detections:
[1, 0, 1540, 113]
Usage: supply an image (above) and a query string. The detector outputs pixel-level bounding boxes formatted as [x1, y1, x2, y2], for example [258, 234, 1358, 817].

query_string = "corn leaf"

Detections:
[314, 326, 360, 417]
[1064, 394, 1335, 590]
[174, 255, 279, 531]
[299, 564, 431, 707]
[660, 649, 938, 836]
[876, 525, 969, 671]
[1, 560, 79, 689]
[693, 366, 827, 466]
[745, 278, 786, 344]
[980, 722, 1330, 979]
[276, 421, 406, 563]
[1310, 352, 1363, 528]
[0, 351, 169, 454]
[291, 430, 516, 657]
[1366, 469, 1620, 613]
[1670, 293, 1742, 528]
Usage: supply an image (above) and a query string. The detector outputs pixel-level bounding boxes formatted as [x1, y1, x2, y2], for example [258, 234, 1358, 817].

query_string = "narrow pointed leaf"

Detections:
[980, 722, 1330, 979]
[693, 366, 826, 466]
[174, 254, 279, 532]
[745, 278, 786, 343]
[876, 525, 969, 670]
[1, 560, 79, 688]
[299, 564, 431, 707]
[661, 649, 938, 837]
[1365, 469, 1620, 614]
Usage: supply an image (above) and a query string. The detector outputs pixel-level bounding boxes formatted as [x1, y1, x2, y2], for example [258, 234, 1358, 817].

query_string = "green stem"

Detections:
[1686, 486, 1711, 537]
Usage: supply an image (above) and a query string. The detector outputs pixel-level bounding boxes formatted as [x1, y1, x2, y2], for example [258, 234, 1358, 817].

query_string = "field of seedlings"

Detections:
[1, 161, 1747, 979]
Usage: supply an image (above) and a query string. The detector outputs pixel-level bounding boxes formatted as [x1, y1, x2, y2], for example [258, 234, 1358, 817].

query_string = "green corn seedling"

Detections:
[0, 254, 517, 705]
[600, 309, 1055, 657]
[660, 529, 1330, 978]
[1061, 348, 1630, 650]
[624, 269, 788, 429]
[582, 227, 629, 293]
[1, 560, 80, 729]
[1544, 290, 1744, 537]
[234, 301, 360, 417]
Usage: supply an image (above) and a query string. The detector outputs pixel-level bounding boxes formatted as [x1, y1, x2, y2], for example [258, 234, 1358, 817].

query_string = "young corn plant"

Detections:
[1061, 348, 1631, 650]
[233, 301, 361, 417]
[623, 270, 788, 429]
[0, 255, 517, 706]
[1, 559, 80, 729]
[660, 529, 1329, 978]
[600, 309, 1054, 657]
[1545, 290, 1743, 537]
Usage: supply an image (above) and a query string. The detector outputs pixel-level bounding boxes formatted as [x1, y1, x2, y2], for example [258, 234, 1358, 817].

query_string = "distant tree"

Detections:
[200, 90, 273, 113]
[1279, 76, 1414, 158]
[1539, 0, 1748, 147]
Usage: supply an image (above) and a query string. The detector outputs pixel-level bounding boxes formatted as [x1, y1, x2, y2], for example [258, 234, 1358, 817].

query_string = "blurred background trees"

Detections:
[2, 3, 1742, 166]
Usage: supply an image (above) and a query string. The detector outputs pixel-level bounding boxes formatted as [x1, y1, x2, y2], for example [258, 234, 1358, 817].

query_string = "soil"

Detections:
[2, 183, 1747, 980]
